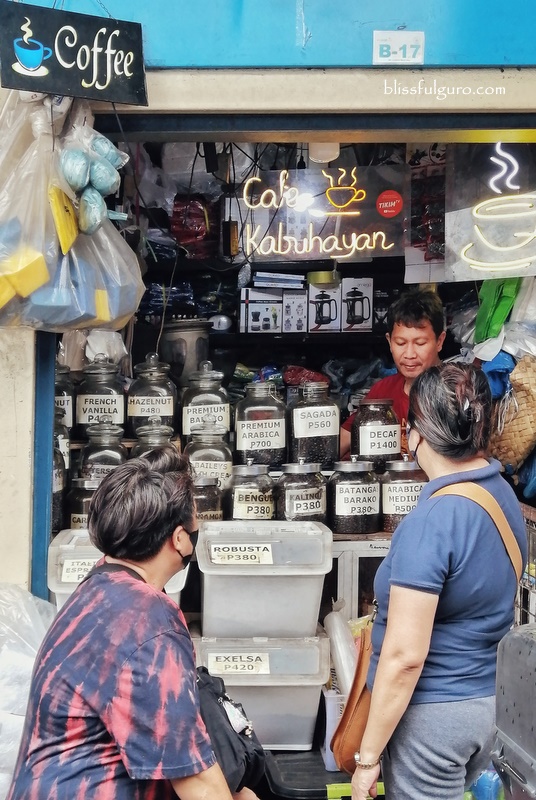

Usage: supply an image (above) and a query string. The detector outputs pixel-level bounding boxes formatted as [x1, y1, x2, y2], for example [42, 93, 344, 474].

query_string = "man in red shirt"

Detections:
[340, 288, 446, 458]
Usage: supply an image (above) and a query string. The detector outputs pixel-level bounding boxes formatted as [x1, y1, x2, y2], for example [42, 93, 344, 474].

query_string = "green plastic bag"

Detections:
[474, 278, 522, 343]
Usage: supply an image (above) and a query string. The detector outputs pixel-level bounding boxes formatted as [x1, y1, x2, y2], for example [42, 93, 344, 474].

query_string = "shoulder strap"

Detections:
[430, 482, 523, 582]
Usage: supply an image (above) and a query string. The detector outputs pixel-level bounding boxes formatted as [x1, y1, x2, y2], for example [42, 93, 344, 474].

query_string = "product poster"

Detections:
[445, 144, 536, 282]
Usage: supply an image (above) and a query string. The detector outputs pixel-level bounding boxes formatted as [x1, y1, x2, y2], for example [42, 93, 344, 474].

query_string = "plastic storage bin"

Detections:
[193, 630, 330, 750]
[47, 529, 189, 610]
[196, 521, 332, 637]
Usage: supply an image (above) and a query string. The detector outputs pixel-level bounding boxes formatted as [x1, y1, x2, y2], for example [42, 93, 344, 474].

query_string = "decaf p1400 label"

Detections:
[359, 424, 400, 455]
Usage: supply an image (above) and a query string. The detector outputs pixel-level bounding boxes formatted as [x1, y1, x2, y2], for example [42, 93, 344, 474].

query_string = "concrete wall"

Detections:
[0, 328, 35, 588]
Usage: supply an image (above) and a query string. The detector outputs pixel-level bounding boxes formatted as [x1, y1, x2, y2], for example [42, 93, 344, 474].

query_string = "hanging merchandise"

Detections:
[181, 361, 230, 443]
[0, 93, 144, 331]
[130, 416, 175, 457]
[289, 381, 340, 469]
[183, 416, 233, 491]
[490, 354, 536, 472]
[79, 416, 128, 483]
[75, 354, 125, 439]
[127, 352, 177, 436]
[474, 278, 522, 344]
[234, 383, 286, 468]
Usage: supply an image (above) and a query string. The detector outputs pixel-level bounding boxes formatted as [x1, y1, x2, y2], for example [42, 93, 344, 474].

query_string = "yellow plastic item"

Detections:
[94, 289, 111, 322]
[0, 276, 16, 309]
[48, 185, 78, 255]
[0, 244, 49, 297]
[327, 781, 385, 799]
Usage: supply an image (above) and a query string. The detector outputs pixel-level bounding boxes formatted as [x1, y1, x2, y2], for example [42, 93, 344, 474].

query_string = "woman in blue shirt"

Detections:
[351, 363, 527, 800]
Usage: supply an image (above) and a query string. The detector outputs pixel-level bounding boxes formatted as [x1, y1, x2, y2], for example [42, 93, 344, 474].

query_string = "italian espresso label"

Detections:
[359, 424, 400, 455]
[292, 405, 339, 438]
[182, 403, 230, 435]
[191, 460, 232, 489]
[335, 483, 380, 515]
[235, 419, 285, 450]
[76, 395, 124, 425]
[128, 396, 174, 417]
[232, 490, 274, 520]
[197, 509, 224, 521]
[382, 481, 426, 515]
[286, 487, 326, 517]
[55, 395, 73, 429]
[70, 513, 89, 529]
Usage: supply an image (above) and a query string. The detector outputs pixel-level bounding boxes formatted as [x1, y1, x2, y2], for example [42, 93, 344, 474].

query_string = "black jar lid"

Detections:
[385, 460, 421, 472]
[281, 462, 322, 474]
[86, 415, 124, 438]
[359, 398, 393, 406]
[55, 363, 70, 375]
[135, 415, 174, 438]
[333, 460, 375, 472]
[232, 464, 270, 477]
[188, 360, 224, 383]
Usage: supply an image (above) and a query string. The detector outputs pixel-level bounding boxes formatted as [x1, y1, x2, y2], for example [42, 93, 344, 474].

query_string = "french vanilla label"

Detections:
[335, 483, 380, 515]
[232, 490, 274, 520]
[182, 403, 230, 435]
[210, 543, 274, 565]
[81, 464, 116, 481]
[55, 395, 73, 429]
[61, 557, 99, 583]
[191, 460, 232, 489]
[235, 419, 285, 450]
[76, 394, 124, 425]
[292, 405, 339, 438]
[359, 424, 400, 455]
[70, 513, 89, 529]
[286, 487, 326, 517]
[208, 652, 270, 675]
[128, 396, 174, 417]
[382, 481, 426, 515]
[198, 509, 224, 521]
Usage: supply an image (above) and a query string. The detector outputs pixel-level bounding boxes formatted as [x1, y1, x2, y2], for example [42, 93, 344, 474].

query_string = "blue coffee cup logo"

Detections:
[14, 37, 52, 72]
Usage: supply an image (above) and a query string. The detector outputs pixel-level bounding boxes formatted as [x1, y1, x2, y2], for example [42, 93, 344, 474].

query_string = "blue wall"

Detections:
[17, 0, 536, 68]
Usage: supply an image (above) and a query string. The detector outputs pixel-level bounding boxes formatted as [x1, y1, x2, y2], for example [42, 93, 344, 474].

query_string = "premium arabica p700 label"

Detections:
[235, 419, 285, 450]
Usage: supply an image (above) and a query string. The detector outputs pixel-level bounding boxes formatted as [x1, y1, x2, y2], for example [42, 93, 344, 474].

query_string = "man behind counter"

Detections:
[340, 288, 446, 458]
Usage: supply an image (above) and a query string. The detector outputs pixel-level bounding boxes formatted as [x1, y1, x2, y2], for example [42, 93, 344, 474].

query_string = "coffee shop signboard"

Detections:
[0, 0, 147, 105]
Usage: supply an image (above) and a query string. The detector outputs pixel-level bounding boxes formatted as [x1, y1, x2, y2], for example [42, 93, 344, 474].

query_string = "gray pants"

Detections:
[381, 695, 495, 800]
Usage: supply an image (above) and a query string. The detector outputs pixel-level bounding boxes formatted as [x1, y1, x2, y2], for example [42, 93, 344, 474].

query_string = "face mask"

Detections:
[180, 529, 198, 568]
[410, 442, 420, 468]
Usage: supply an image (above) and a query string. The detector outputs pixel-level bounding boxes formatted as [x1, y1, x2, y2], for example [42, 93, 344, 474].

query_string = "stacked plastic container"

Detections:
[47, 529, 189, 609]
[195, 520, 332, 750]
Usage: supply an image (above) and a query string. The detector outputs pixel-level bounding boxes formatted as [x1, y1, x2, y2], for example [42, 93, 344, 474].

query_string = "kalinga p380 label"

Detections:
[0, 1, 147, 105]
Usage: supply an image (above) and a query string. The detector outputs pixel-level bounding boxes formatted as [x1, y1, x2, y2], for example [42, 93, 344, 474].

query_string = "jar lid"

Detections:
[190, 414, 228, 437]
[281, 462, 322, 474]
[136, 416, 174, 438]
[86, 415, 124, 438]
[82, 353, 120, 375]
[303, 380, 329, 390]
[359, 398, 393, 406]
[385, 460, 421, 472]
[232, 464, 270, 477]
[194, 476, 219, 487]
[70, 478, 100, 490]
[332, 460, 375, 472]
[188, 359, 224, 383]
[55, 363, 70, 375]
[134, 351, 171, 376]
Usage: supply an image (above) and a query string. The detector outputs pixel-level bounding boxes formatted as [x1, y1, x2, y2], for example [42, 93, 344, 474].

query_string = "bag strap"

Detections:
[430, 482, 523, 582]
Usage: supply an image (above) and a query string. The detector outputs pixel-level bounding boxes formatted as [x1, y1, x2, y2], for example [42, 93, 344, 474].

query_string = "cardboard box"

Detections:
[282, 290, 308, 333]
[239, 288, 283, 333]
[341, 277, 374, 332]
[307, 285, 341, 333]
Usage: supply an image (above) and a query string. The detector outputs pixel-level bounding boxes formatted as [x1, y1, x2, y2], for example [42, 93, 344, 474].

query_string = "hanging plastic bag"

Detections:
[474, 278, 522, 343]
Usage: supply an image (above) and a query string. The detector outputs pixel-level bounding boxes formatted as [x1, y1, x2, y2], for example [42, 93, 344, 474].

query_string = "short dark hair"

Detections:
[408, 363, 491, 460]
[139, 444, 183, 474]
[88, 456, 195, 561]
[387, 288, 444, 338]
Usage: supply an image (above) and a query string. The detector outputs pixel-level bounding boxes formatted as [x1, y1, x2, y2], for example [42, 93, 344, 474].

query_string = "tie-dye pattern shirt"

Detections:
[7, 564, 216, 800]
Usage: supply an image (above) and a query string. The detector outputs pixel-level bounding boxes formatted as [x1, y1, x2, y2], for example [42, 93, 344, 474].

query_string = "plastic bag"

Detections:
[0, 584, 55, 796]
[474, 279, 522, 344]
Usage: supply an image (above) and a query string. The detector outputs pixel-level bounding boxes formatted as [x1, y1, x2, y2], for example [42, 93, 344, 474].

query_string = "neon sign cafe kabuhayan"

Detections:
[234, 167, 407, 262]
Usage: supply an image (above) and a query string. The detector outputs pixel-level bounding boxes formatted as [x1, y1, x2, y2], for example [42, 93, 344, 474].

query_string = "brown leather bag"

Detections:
[330, 619, 373, 774]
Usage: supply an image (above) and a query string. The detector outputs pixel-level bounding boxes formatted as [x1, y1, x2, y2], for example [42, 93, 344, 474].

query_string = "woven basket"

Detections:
[490, 355, 536, 470]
